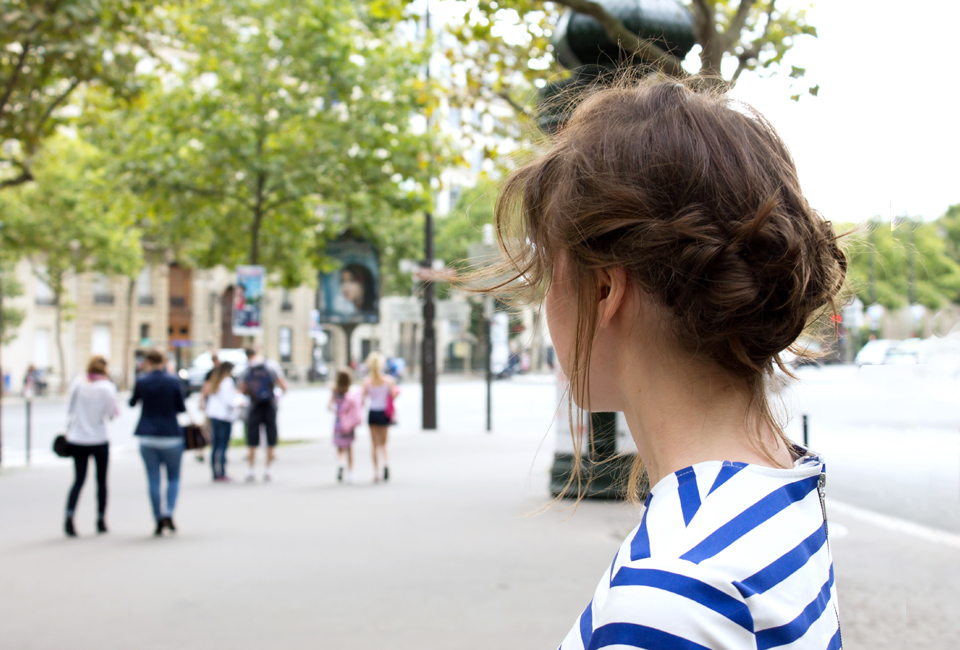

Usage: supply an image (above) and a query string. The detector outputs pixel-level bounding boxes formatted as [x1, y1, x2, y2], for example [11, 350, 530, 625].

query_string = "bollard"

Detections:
[25, 398, 31, 465]
[802, 414, 809, 448]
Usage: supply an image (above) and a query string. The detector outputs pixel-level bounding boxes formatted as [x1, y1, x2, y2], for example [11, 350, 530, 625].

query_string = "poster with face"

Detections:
[233, 265, 265, 335]
[319, 236, 380, 324]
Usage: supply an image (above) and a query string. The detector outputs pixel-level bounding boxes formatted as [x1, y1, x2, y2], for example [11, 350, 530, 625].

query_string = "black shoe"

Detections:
[162, 516, 177, 533]
[383, 466, 390, 482]
[96, 518, 108, 534]
[154, 520, 164, 537]
[337, 467, 344, 482]
[64, 518, 77, 538]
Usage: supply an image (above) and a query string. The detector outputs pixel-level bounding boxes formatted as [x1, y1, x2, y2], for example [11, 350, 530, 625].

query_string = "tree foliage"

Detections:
[0, 263, 25, 345]
[0, 134, 143, 387]
[92, 0, 447, 287]
[0, 0, 166, 189]
[844, 218, 960, 311]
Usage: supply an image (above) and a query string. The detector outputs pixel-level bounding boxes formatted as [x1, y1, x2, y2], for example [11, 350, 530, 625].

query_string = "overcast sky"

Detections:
[726, 0, 960, 224]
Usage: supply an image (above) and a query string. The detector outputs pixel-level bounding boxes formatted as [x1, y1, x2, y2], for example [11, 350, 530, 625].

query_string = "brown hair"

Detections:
[144, 350, 165, 366]
[335, 369, 352, 395]
[210, 361, 235, 393]
[87, 356, 108, 375]
[487, 79, 846, 501]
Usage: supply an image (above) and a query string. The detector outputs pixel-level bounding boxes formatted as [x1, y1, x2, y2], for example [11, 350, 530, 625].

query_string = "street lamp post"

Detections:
[421, 212, 437, 430]
[419, 0, 438, 431]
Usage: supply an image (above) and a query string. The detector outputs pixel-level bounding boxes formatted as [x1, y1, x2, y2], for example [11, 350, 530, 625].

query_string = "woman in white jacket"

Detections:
[204, 361, 238, 481]
[64, 356, 119, 537]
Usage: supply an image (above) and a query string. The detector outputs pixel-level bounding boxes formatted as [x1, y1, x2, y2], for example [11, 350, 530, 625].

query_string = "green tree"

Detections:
[0, 263, 25, 345]
[436, 180, 497, 271]
[844, 218, 960, 311]
[0, 0, 165, 189]
[96, 0, 445, 288]
[938, 203, 960, 266]
[0, 135, 143, 390]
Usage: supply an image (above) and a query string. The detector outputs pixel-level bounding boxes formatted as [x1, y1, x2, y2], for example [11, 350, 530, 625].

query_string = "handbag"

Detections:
[184, 423, 209, 450]
[53, 435, 71, 458]
[53, 417, 73, 457]
[384, 385, 398, 424]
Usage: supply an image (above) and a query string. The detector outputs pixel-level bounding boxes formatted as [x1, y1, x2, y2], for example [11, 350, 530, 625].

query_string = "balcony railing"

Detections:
[170, 297, 186, 308]
[93, 293, 115, 305]
[137, 295, 155, 306]
[35, 297, 56, 307]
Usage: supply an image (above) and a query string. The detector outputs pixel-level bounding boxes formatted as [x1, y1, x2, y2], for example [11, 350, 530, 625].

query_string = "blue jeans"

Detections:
[209, 419, 232, 479]
[140, 442, 184, 522]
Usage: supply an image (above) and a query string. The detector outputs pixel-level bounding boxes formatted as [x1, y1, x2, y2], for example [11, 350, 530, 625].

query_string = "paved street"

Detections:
[0, 371, 958, 648]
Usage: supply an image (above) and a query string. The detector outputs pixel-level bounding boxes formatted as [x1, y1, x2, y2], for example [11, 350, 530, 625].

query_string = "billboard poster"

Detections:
[319, 235, 380, 324]
[233, 265, 265, 335]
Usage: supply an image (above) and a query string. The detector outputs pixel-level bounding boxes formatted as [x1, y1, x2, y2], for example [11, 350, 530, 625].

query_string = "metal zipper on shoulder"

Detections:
[817, 471, 843, 648]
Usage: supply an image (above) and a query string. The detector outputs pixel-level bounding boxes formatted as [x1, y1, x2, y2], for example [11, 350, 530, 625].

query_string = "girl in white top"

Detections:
[64, 356, 119, 537]
[204, 361, 238, 481]
[477, 80, 846, 649]
[363, 352, 398, 483]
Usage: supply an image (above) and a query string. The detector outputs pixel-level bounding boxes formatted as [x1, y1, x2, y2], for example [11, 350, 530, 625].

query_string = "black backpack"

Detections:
[246, 365, 275, 404]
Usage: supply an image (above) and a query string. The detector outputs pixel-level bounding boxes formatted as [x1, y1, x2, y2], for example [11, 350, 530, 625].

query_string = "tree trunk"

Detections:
[121, 277, 135, 389]
[250, 170, 265, 266]
[54, 294, 67, 394]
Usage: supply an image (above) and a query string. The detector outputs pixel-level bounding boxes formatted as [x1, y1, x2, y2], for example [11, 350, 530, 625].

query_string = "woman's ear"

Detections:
[597, 267, 627, 328]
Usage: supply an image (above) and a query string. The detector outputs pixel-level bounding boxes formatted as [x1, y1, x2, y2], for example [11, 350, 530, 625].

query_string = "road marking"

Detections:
[827, 498, 960, 549]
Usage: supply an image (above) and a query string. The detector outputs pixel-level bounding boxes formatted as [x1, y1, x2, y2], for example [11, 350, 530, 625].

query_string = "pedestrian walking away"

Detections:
[329, 369, 362, 484]
[129, 349, 187, 536]
[363, 352, 398, 483]
[194, 353, 221, 465]
[474, 80, 847, 649]
[238, 348, 287, 482]
[63, 356, 119, 537]
[204, 361, 239, 482]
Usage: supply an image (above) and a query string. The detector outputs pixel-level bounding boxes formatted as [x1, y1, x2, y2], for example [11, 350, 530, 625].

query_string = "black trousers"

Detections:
[246, 401, 278, 447]
[65, 442, 109, 518]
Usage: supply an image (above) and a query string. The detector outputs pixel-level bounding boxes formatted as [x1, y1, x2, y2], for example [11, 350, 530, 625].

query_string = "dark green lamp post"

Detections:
[544, 0, 695, 499]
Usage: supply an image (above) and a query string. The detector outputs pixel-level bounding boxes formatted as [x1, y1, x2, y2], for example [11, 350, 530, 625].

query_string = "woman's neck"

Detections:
[619, 353, 792, 488]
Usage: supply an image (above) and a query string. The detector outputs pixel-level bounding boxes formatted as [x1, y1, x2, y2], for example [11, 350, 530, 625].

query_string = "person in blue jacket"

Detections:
[129, 349, 187, 536]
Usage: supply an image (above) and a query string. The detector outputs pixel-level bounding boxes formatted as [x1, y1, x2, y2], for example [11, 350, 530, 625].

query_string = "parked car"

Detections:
[780, 338, 836, 368]
[182, 348, 249, 394]
[883, 338, 921, 365]
[854, 339, 897, 366]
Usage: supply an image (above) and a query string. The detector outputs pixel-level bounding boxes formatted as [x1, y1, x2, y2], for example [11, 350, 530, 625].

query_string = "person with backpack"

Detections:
[328, 369, 362, 484]
[238, 348, 287, 482]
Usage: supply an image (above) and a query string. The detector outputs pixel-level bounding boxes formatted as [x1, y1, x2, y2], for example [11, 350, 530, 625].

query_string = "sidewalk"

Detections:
[0, 429, 957, 649]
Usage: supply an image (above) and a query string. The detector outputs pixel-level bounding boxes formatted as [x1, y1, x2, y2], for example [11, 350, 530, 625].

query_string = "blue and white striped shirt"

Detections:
[559, 452, 841, 650]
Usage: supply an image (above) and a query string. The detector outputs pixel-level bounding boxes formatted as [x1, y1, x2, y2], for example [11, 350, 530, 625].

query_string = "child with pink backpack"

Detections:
[328, 369, 362, 484]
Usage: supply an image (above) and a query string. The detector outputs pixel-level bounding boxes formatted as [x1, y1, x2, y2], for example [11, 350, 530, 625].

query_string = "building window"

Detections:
[139, 323, 150, 345]
[136, 265, 154, 305]
[91, 324, 111, 359]
[281, 289, 293, 312]
[93, 274, 115, 304]
[34, 273, 55, 306]
[279, 326, 293, 363]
